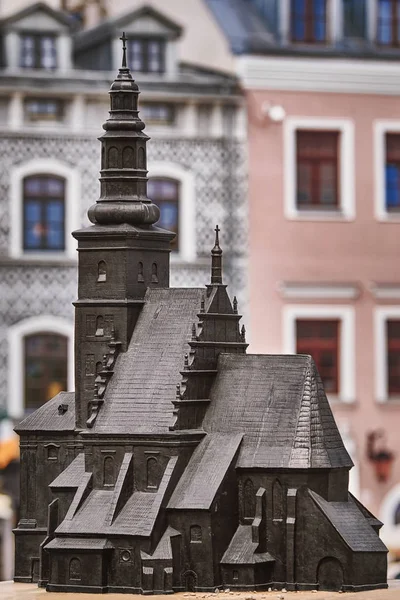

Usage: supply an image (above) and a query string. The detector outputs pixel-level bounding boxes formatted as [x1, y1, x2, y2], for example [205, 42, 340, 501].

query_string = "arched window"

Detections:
[148, 178, 180, 251]
[23, 175, 65, 251]
[138, 261, 144, 283]
[69, 558, 81, 581]
[97, 260, 107, 282]
[103, 456, 114, 486]
[146, 456, 159, 489]
[190, 525, 202, 543]
[272, 479, 284, 520]
[24, 333, 68, 412]
[243, 479, 256, 520]
[151, 263, 158, 283]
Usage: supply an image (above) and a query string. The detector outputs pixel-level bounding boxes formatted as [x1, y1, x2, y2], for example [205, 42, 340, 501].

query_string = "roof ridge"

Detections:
[289, 356, 313, 468]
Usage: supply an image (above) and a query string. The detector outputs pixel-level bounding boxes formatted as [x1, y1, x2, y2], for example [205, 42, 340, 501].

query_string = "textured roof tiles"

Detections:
[309, 491, 388, 552]
[203, 354, 352, 469]
[94, 288, 204, 434]
[221, 525, 275, 565]
[168, 433, 242, 509]
[50, 453, 85, 488]
[16, 392, 75, 433]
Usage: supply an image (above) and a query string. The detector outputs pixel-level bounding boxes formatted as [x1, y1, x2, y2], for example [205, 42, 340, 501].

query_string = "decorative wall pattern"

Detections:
[0, 133, 247, 412]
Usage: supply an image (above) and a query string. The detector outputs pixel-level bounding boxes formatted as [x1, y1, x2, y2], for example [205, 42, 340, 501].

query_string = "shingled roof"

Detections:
[203, 354, 352, 469]
[15, 392, 75, 433]
[94, 287, 204, 434]
[168, 433, 242, 510]
[309, 491, 388, 552]
[221, 525, 275, 565]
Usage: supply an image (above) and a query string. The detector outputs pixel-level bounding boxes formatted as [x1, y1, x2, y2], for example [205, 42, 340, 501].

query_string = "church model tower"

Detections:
[14, 39, 388, 594]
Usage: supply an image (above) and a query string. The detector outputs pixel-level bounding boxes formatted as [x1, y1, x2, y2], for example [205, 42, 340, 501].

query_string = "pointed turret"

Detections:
[210, 224, 223, 285]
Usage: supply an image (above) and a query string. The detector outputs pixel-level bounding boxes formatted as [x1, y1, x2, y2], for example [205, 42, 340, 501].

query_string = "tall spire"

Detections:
[87, 33, 159, 227]
[211, 225, 223, 285]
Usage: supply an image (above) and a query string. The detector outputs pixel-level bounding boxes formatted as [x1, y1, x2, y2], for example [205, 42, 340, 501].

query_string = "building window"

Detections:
[127, 38, 165, 74]
[24, 98, 63, 122]
[146, 456, 159, 489]
[296, 319, 340, 393]
[385, 133, 400, 211]
[24, 333, 68, 412]
[272, 479, 284, 520]
[20, 34, 57, 69]
[243, 478, 256, 520]
[190, 525, 202, 543]
[23, 175, 65, 251]
[296, 130, 339, 210]
[377, 0, 400, 46]
[387, 320, 400, 395]
[291, 0, 327, 43]
[141, 103, 175, 125]
[69, 558, 81, 581]
[148, 178, 179, 251]
[103, 456, 114, 486]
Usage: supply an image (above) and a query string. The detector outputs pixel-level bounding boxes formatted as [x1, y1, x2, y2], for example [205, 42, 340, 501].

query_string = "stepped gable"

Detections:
[15, 391, 75, 433]
[168, 433, 242, 510]
[309, 491, 387, 552]
[93, 287, 204, 434]
[203, 353, 352, 469]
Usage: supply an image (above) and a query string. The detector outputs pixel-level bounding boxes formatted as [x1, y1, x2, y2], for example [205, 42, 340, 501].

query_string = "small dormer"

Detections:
[1, 2, 74, 71]
[74, 5, 182, 77]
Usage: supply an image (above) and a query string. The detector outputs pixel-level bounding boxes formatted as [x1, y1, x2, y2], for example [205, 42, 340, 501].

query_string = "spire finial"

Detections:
[120, 31, 127, 68]
[211, 224, 223, 285]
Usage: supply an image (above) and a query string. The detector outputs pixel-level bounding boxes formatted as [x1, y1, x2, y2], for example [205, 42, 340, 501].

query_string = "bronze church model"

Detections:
[14, 40, 388, 594]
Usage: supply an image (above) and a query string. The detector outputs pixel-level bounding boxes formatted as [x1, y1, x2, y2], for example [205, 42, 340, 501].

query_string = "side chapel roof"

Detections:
[202, 353, 353, 469]
[15, 392, 75, 433]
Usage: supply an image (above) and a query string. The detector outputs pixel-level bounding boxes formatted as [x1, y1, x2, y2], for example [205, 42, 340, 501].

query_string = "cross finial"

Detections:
[214, 224, 220, 247]
[120, 31, 127, 68]
[211, 224, 223, 284]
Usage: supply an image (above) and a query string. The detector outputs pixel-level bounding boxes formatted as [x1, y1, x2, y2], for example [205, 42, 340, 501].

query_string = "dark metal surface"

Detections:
[14, 44, 388, 594]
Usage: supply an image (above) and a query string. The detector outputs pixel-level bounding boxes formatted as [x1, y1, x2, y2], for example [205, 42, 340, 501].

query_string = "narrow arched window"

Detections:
[138, 261, 144, 283]
[69, 557, 81, 581]
[148, 178, 180, 252]
[103, 456, 114, 486]
[97, 260, 107, 282]
[24, 333, 67, 412]
[243, 479, 255, 520]
[151, 262, 158, 283]
[190, 525, 202, 543]
[272, 479, 284, 520]
[96, 316, 104, 336]
[147, 456, 159, 489]
[23, 175, 65, 251]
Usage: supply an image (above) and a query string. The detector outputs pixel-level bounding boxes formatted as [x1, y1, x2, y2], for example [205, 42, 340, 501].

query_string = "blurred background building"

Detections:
[0, 0, 400, 580]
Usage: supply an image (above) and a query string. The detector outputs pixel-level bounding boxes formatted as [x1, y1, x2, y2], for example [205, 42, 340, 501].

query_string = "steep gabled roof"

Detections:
[168, 433, 242, 510]
[94, 288, 204, 434]
[203, 354, 352, 469]
[221, 524, 275, 564]
[75, 5, 182, 51]
[1, 2, 75, 29]
[15, 392, 75, 433]
[309, 491, 387, 553]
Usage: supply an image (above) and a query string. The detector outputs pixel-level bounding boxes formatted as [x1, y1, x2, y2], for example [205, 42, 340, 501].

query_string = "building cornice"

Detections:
[236, 55, 400, 95]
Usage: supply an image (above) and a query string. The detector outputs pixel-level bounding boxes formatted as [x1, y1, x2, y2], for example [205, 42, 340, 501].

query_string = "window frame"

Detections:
[23, 174, 66, 252]
[148, 177, 180, 253]
[375, 307, 400, 402]
[376, 0, 400, 47]
[147, 162, 196, 262]
[284, 117, 355, 220]
[7, 316, 74, 419]
[19, 32, 57, 69]
[24, 97, 64, 122]
[283, 304, 355, 402]
[290, 0, 328, 44]
[127, 37, 166, 74]
[374, 120, 400, 221]
[10, 159, 80, 260]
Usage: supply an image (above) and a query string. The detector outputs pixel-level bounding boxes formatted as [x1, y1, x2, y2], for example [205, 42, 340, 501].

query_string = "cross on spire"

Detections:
[120, 31, 127, 68]
[210, 224, 223, 285]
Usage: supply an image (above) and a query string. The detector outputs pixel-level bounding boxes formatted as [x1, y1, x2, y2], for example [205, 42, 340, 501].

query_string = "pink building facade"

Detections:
[206, 0, 400, 557]
[244, 65, 400, 555]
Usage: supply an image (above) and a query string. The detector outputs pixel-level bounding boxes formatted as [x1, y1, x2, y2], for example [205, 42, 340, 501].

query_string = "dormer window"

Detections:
[127, 38, 165, 74]
[377, 0, 400, 46]
[20, 33, 57, 69]
[291, 0, 327, 44]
